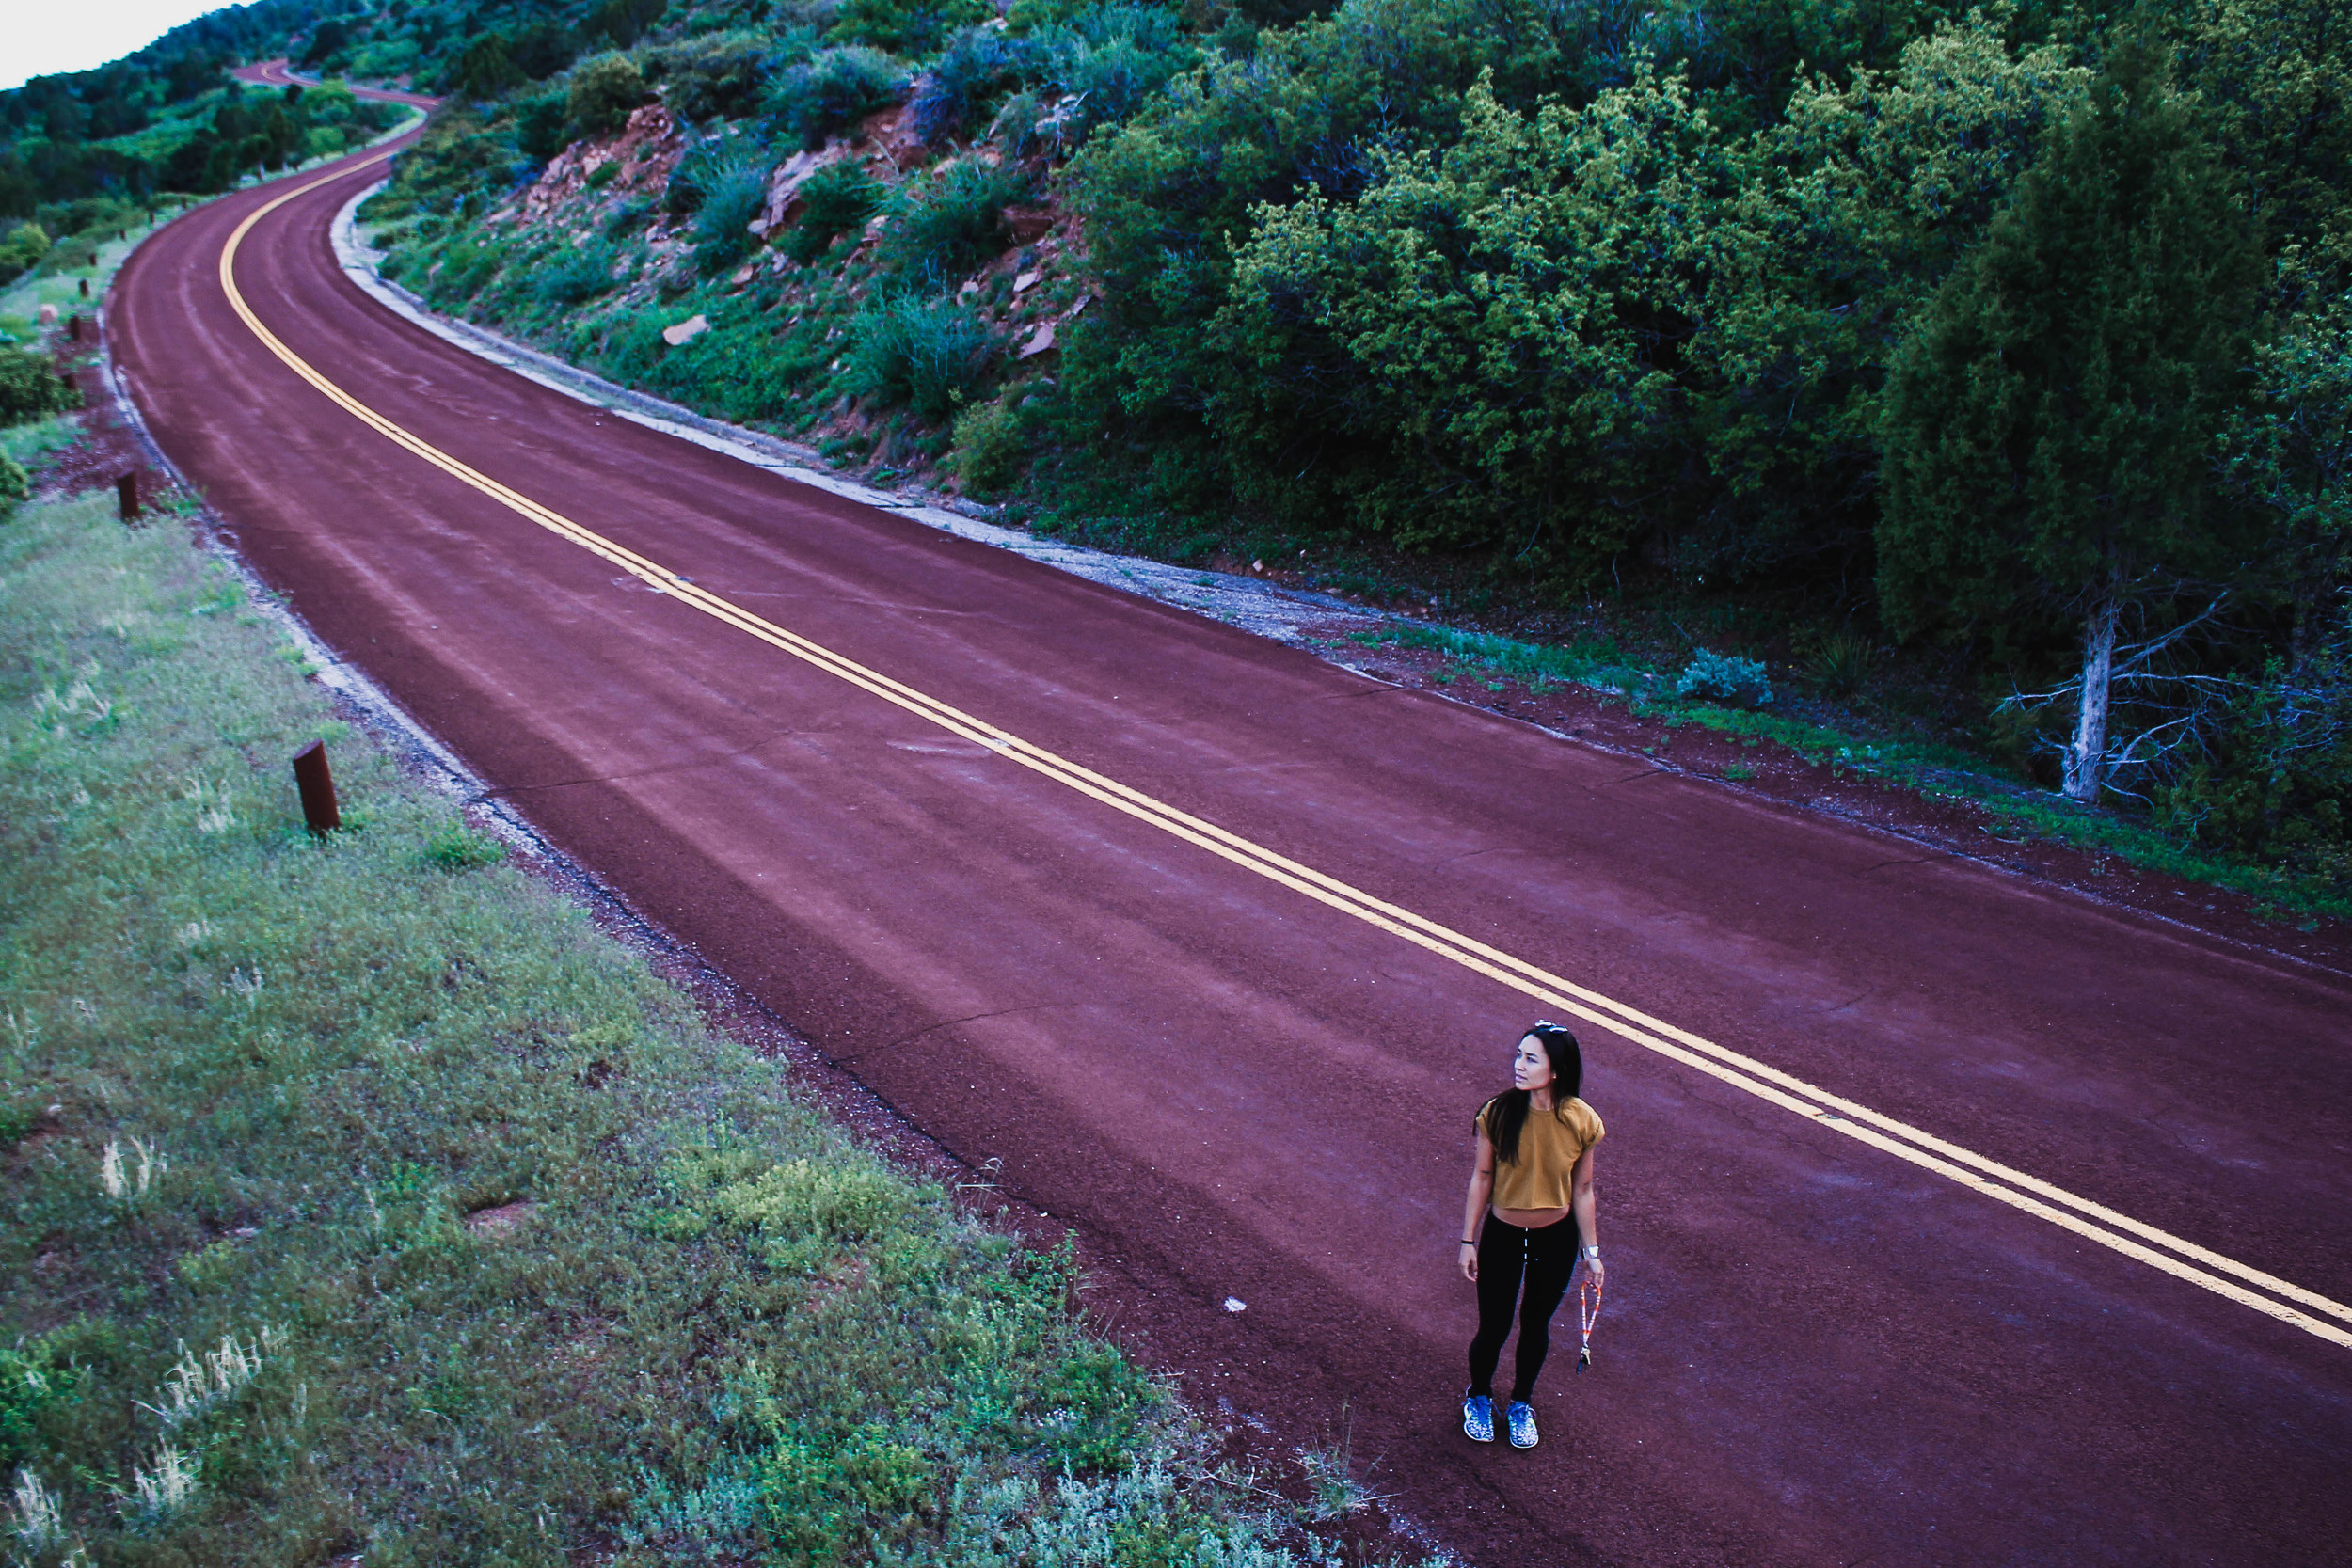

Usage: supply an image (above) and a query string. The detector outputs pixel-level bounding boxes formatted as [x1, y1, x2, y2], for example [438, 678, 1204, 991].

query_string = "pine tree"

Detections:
[1876, 37, 2263, 802]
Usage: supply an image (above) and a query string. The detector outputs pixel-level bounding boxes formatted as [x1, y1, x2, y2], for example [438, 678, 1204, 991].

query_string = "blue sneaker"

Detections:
[1461, 1392, 1495, 1443]
[1506, 1400, 1539, 1449]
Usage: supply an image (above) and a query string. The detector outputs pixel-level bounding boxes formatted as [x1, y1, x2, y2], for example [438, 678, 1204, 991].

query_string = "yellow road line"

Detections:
[219, 163, 2352, 1351]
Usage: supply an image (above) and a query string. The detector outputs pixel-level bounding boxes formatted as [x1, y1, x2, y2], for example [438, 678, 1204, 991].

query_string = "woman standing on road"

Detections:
[1458, 1022, 1604, 1449]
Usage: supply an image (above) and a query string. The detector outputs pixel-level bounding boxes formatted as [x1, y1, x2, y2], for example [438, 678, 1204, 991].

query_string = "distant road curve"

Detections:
[103, 117, 2352, 1567]
[233, 56, 438, 108]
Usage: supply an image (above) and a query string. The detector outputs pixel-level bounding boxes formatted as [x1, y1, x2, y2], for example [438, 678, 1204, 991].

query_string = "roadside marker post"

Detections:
[293, 740, 341, 834]
[117, 472, 139, 522]
[68, 313, 82, 341]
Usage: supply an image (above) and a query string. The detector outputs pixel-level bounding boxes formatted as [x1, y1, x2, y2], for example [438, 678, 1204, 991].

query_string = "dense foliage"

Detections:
[22, 0, 2351, 881]
[1, 0, 345, 213]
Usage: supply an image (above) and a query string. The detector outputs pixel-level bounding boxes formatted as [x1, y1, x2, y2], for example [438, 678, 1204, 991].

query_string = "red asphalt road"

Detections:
[107, 134, 2352, 1565]
[233, 58, 438, 105]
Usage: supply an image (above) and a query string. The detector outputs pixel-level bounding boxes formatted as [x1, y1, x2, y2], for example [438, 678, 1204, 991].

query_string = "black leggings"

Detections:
[1468, 1212, 1580, 1402]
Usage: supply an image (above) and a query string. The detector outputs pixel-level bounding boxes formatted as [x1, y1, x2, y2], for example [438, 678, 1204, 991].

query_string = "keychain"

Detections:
[1575, 1273, 1603, 1372]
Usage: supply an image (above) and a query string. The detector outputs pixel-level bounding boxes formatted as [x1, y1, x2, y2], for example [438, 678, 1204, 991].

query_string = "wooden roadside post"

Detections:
[293, 741, 341, 834]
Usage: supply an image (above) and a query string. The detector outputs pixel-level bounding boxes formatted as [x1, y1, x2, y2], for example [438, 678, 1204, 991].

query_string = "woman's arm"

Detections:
[1570, 1145, 1604, 1288]
[1460, 1131, 1496, 1282]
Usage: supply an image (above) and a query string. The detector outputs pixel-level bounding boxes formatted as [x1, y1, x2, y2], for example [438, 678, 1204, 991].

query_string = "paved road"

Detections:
[106, 130, 2352, 1566]
[233, 57, 439, 106]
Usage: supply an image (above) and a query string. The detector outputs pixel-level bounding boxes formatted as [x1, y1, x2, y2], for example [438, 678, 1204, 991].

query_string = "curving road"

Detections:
[105, 113, 2352, 1566]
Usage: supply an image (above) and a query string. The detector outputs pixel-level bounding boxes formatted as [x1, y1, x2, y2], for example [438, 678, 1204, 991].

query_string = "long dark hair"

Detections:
[1486, 1022, 1582, 1165]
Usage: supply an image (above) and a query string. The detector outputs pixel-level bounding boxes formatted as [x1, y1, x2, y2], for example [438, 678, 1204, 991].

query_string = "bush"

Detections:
[767, 46, 908, 150]
[666, 135, 759, 215]
[647, 33, 771, 123]
[0, 451, 27, 506]
[911, 25, 1041, 145]
[1041, 4, 1192, 139]
[2154, 630, 2352, 874]
[449, 34, 525, 99]
[604, 198, 654, 239]
[568, 52, 649, 138]
[41, 233, 99, 274]
[1677, 649, 1774, 707]
[784, 161, 884, 262]
[533, 245, 618, 306]
[516, 90, 572, 162]
[826, 0, 992, 55]
[849, 295, 999, 418]
[692, 154, 775, 272]
[1804, 630, 1876, 697]
[949, 395, 1029, 496]
[877, 156, 1030, 286]
[0, 224, 51, 285]
[0, 347, 77, 427]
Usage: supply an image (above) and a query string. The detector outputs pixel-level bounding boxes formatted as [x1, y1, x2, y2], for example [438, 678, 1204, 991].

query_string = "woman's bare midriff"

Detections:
[1492, 1205, 1572, 1230]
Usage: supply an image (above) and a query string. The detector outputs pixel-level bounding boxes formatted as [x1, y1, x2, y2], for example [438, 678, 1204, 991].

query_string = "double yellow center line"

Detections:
[219, 159, 2352, 1351]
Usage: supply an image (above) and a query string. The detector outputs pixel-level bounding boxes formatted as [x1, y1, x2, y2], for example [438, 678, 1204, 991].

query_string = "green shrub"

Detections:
[1041, 3, 1193, 140]
[41, 233, 98, 273]
[700, 1151, 913, 1271]
[603, 197, 654, 239]
[757, 1422, 939, 1564]
[768, 46, 908, 150]
[826, 0, 991, 55]
[419, 825, 508, 871]
[0, 223, 51, 285]
[448, 33, 526, 98]
[849, 295, 1000, 418]
[423, 237, 501, 302]
[516, 89, 572, 162]
[784, 161, 883, 261]
[646, 33, 771, 123]
[0, 1334, 86, 1469]
[533, 245, 616, 306]
[948, 395, 1029, 496]
[688, 150, 776, 272]
[1677, 648, 1774, 707]
[0, 452, 26, 506]
[2154, 632, 2352, 874]
[568, 51, 649, 138]
[878, 156, 1030, 286]
[0, 347, 77, 427]
[911, 24, 1041, 144]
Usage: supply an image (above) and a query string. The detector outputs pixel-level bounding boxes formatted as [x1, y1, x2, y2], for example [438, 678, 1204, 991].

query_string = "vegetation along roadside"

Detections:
[305, 0, 2346, 921]
[0, 386, 1422, 1567]
[8, 0, 2342, 914]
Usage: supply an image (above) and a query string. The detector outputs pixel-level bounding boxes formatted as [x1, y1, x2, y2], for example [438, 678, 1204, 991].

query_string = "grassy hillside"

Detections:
[0, 436, 1396, 1562]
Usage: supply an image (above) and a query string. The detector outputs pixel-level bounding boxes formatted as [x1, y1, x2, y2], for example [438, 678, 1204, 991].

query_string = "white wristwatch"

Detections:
[1580, 1244, 1601, 1261]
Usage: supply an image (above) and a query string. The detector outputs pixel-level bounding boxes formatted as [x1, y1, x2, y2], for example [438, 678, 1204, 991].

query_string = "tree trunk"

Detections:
[2062, 591, 2122, 803]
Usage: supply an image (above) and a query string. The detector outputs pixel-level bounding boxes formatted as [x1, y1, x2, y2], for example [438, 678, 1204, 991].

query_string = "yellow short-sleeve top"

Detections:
[1478, 1096, 1604, 1211]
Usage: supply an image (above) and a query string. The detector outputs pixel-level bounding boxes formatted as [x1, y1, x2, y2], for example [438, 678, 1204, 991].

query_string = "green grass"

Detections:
[1350, 623, 2352, 922]
[0, 413, 82, 471]
[0, 488, 1387, 1564]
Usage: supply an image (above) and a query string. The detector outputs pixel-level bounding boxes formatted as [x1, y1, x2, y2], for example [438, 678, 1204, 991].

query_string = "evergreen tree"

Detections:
[1876, 36, 2262, 802]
